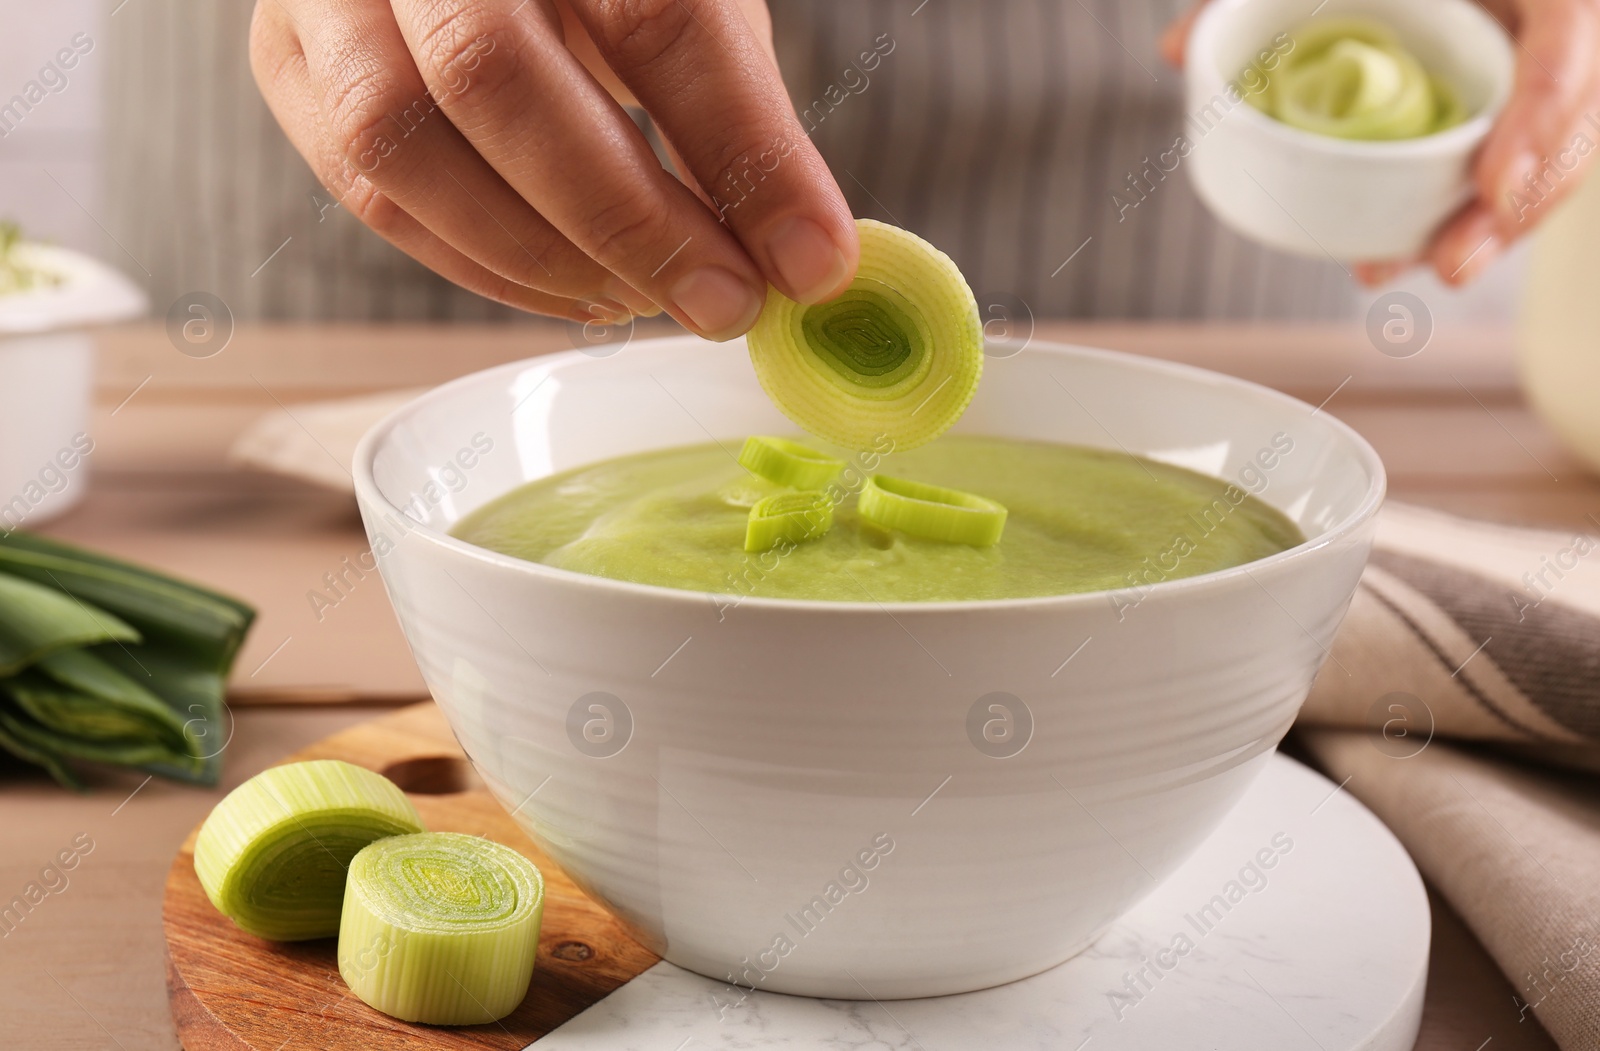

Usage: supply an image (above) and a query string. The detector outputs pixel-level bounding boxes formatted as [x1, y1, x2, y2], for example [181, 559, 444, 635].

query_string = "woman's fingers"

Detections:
[390, 0, 776, 340]
[551, 0, 778, 108]
[248, 0, 601, 320]
[1365, 0, 1600, 285]
[1351, 260, 1414, 288]
[256, 0, 839, 334]
[1477, 0, 1600, 235]
[571, 0, 858, 306]
[1425, 201, 1503, 285]
[276, 0, 656, 316]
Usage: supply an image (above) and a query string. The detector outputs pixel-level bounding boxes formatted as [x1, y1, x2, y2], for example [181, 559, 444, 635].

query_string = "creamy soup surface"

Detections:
[452, 437, 1304, 603]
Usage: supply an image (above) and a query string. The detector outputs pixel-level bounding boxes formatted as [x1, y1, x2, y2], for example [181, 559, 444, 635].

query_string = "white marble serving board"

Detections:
[530, 754, 1430, 1051]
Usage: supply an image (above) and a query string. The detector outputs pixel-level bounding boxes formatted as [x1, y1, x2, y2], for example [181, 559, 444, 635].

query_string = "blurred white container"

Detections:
[1521, 175, 1600, 474]
[0, 244, 147, 531]
[1185, 0, 1513, 261]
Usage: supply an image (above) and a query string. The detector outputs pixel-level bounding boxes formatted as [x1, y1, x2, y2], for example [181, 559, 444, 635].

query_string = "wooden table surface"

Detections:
[2, 320, 1584, 1049]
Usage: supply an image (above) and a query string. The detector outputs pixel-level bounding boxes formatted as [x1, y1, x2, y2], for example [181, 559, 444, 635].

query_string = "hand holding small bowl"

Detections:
[1166, 0, 1600, 284]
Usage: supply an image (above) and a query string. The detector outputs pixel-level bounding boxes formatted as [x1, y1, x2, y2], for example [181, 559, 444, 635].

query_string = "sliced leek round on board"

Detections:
[747, 219, 983, 452]
[737, 436, 845, 489]
[339, 832, 544, 1025]
[193, 759, 424, 941]
[745, 489, 835, 552]
[857, 475, 1008, 546]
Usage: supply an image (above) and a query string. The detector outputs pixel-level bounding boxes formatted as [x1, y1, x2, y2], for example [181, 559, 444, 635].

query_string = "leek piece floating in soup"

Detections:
[737, 435, 846, 489]
[1246, 18, 1466, 140]
[745, 489, 836, 553]
[857, 475, 1008, 547]
[453, 437, 1304, 603]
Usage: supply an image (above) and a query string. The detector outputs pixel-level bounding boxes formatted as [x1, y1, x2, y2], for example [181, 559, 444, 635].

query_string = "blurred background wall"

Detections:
[0, 0, 1529, 327]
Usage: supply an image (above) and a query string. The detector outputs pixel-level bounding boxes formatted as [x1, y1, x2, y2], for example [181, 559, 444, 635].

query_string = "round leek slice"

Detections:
[193, 759, 424, 941]
[747, 219, 982, 452]
[745, 490, 835, 552]
[1247, 19, 1463, 140]
[857, 475, 1007, 546]
[737, 436, 845, 489]
[338, 832, 544, 1025]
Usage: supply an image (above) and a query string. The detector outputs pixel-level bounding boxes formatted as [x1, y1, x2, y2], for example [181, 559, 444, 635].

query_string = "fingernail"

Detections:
[670, 266, 763, 340]
[1355, 261, 1406, 288]
[1447, 234, 1500, 285]
[580, 298, 632, 324]
[1158, 22, 1185, 68]
[767, 216, 850, 304]
[605, 276, 663, 318]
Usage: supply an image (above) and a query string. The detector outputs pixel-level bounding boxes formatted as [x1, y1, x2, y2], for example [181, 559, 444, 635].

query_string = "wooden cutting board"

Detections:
[162, 702, 661, 1049]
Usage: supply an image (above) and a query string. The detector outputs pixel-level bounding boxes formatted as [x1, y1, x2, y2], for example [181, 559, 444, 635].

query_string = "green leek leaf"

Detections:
[93, 645, 229, 784]
[0, 532, 253, 669]
[0, 708, 83, 789]
[0, 533, 256, 788]
[5, 673, 181, 744]
[0, 704, 192, 770]
[34, 648, 191, 741]
[0, 573, 139, 676]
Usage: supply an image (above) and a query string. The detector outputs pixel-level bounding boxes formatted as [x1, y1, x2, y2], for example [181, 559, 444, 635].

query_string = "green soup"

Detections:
[453, 437, 1304, 603]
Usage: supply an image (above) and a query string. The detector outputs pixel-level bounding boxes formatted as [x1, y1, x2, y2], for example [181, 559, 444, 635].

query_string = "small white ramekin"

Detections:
[0, 245, 147, 530]
[1185, 0, 1514, 261]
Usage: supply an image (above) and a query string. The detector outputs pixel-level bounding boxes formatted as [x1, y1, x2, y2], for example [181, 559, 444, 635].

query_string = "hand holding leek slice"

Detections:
[747, 219, 983, 452]
[742, 220, 1006, 545]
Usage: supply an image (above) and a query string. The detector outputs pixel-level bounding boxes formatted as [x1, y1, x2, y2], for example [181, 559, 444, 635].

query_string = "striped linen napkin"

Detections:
[1296, 502, 1600, 1050]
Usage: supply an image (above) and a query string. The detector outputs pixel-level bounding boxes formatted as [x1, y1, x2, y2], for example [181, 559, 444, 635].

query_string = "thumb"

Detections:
[1161, 1, 1213, 69]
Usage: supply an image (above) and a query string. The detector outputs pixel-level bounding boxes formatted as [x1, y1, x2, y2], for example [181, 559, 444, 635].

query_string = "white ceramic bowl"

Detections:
[0, 244, 147, 531]
[1185, 0, 1514, 261]
[353, 336, 1385, 999]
